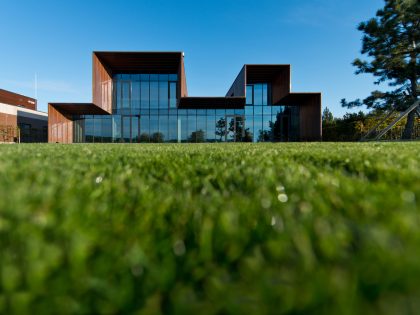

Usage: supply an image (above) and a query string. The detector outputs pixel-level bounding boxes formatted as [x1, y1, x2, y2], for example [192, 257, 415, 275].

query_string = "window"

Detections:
[246, 85, 253, 105]
[121, 81, 131, 109]
[150, 81, 159, 109]
[159, 80, 168, 108]
[247, 83, 269, 106]
[82, 74, 300, 144]
[140, 81, 149, 109]
[169, 82, 177, 108]
[253, 84, 263, 105]
[262, 84, 268, 105]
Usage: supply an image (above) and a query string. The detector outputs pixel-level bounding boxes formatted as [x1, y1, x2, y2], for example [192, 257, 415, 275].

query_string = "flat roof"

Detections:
[94, 51, 183, 73]
[49, 103, 110, 115]
[245, 64, 290, 83]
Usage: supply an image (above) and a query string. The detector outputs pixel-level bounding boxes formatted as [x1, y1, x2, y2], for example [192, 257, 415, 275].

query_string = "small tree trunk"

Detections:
[402, 110, 416, 140]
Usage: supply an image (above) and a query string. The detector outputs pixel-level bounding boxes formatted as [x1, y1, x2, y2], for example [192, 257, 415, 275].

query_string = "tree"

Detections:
[150, 132, 164, 143]
[215, 117, 227, 141]
[322, 107, 334, 124]
[139, 133, 150, 142]
[189, 129, 205, 143]
[342, 0, 419, 139]
[322, 107, 336, 141]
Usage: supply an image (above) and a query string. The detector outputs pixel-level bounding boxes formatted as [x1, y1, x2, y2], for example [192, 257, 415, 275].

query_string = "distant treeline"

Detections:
[322, 108, 420, 142]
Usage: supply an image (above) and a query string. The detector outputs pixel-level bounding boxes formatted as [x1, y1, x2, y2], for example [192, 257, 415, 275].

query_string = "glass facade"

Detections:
[73, 75, 300, 143]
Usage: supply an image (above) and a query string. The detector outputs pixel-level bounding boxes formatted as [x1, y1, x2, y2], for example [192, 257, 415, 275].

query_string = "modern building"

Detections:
[0, 89, 48, 143]
[49, 52, 321, 143]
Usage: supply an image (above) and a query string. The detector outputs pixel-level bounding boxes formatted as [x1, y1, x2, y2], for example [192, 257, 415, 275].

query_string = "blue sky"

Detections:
[0, 0, 384, 116]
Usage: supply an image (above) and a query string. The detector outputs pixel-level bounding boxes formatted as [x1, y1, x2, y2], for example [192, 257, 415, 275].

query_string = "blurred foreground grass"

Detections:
[0, 143, 419, 314]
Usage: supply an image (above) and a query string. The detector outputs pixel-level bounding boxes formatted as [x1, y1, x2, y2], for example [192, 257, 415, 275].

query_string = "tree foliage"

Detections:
[342, 0, 419, 139]
[323, 108, 420, 141]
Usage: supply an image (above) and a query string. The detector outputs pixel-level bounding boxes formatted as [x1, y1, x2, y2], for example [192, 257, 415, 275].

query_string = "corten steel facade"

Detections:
[48, 52, 321, 143]
[0, 89, 47, 143]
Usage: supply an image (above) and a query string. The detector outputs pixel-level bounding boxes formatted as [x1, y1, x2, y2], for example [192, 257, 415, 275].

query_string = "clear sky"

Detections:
[0, 0, 384, 116]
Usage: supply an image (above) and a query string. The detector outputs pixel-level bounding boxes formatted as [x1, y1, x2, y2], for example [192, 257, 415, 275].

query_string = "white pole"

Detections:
[34, 73, 38, 100]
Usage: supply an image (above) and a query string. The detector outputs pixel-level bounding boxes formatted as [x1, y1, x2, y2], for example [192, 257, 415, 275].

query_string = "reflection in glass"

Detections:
[159, 81, 168, 109]
[122, 116, 131, 143]
[246, 85, 253, 105]
[132, 116, 140, 143]
[168, 116, 177, 142]
[141, 81, 149, 109]
[206, 116, 215, 142]
[149, 115, 159, 141]
[262, 84, 268, 105]
[150, 81, 159, 109]
[169, 82, 177, 108]
[112, 115, 121, 142]
[78, 75, 300, 143]
[121, 81, 131, 109]
[159, 115, 168, 142]
[132, 81, 140, 110]
[140, 116, 150, 142]
[254, 84, 262, 105]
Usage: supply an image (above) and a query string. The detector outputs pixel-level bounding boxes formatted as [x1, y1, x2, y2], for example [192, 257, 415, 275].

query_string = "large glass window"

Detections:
[112, 115, 121, 143]
[187, 111, 197, 143]
[140, 81, 149, 109]
[150, 81, 159, 109]
[149, 115, 159, 142]
[206, 116, 216, 142]
[140, 116, 150, 142]
[254, 84, 262, 106]
[169, 82, 177, 108]
[262, 84, 268, 106]
[246, 83, 269, 106]
[168, 116, 178, 142]
[102, 117, 112, 142]
[132, 81, 140, 112]
[178, 115, 188, 142]
[159, 114, 168, 142]
[246, 85, 253, 105]
[85, 117, 94, 142]
[159, 80, 168, 109]
[196, 116, 206, 143]
[81, 76, 299, 143]
[121, 81, 131, 109]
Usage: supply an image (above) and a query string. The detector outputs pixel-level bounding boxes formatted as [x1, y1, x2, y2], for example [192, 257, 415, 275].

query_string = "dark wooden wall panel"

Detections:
[299, 94, 322, 141]
[272, 68, 291, 104]
[179, 55, 188, 97]
[92, 54, 113, 113]
[48, 104, 73, 143]
[0, 89, 37, 110]
[226, 66, 246, 97]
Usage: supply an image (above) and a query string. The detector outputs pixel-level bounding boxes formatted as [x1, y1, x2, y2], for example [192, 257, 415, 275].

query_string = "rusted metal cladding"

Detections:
[271, 67, 291, 104]
[179, 55, 188, 97]
[92, 54, 113, 113]
[0, 112, 17, 127]
[0, 112, 18, 142]
[48, 104, 73, 143]
[0, 89, 37, 110]
[226, 66, 246, 97]
[299, 94, 322, 141]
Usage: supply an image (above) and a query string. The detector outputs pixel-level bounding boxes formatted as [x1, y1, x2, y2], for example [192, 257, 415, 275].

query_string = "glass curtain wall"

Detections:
[75, 78, 300, 143]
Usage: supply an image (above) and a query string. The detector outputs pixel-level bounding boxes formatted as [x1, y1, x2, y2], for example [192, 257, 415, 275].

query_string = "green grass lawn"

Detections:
[0, 143, 420, 314]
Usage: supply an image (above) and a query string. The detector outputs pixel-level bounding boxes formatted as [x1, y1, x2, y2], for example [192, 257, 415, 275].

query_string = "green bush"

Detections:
[0, 143, 419, 314]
